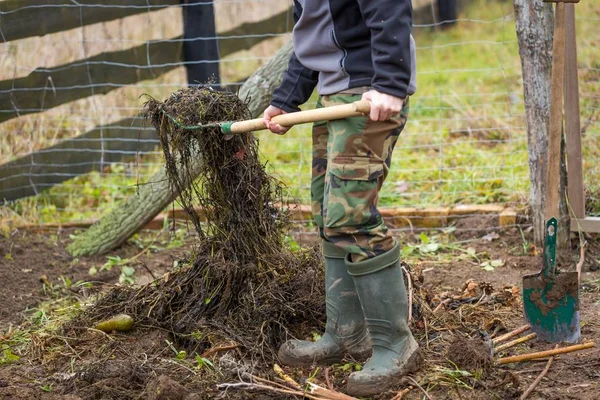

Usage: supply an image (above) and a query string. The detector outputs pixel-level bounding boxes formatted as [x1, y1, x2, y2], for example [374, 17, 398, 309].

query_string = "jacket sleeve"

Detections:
[270, 1, 319, 113]
[356, 0, 413, 99]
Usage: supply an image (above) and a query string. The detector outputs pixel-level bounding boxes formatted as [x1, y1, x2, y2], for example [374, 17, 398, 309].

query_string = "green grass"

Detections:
[259, 0, 600, 209]
[2, 0, 600, 226]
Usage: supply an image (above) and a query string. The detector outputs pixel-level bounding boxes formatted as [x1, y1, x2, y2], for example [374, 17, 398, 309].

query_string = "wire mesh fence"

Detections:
[1, 0, 599, 232]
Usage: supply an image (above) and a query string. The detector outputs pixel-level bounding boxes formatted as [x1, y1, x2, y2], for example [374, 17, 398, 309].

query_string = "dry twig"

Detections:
[391, 387, 413, 400]
[402, 266, 413, 322]
[200, 344, 239, 359]
[308, 382, 359, 400]
[324, 367, 333, 390]
[432, 299, 450, 314]
[519, 345, 558, 400]
[404, 377, 433, 400]
[274, 364, 302, 390]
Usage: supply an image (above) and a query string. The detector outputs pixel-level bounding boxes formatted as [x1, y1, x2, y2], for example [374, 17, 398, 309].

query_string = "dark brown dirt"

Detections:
[0, 226, 599, 400]
[446, 335, 494, 374]
[0, 228, 189, 327]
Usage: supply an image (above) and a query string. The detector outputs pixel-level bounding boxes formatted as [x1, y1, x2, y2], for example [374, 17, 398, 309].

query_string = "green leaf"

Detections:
[419, 232, 430, 244]
[195, 355, 214, 369]
[467, 247, 476, 257]
[88, 266, 98, 275]
[422, 243, 439, 253]
[482, 264, 495, 272]
[122, 266, 135, 277]
[490, 259, 504, 267]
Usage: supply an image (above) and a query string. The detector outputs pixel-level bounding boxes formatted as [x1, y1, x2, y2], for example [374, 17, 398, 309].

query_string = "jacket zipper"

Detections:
[330, 30, 348, 76]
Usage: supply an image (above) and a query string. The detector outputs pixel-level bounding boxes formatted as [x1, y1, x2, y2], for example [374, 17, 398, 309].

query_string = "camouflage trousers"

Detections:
[311, 89, 409, 262]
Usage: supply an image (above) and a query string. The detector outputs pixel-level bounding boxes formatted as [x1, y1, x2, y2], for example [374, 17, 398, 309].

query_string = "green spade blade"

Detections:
[522, 218, 580, 343]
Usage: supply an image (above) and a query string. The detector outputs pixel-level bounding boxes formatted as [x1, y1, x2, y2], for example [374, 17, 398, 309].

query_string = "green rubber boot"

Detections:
[345, 241, 422, 397]
[278, 241, 371, 366]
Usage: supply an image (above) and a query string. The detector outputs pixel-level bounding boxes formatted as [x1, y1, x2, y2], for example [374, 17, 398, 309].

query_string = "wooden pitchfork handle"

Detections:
[221, 100, 372, 134]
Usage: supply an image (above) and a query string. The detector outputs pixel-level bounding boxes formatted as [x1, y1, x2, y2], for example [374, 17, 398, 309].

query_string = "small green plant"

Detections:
[89, 256, 136, 285]
[165, 340, 187, 360]
[0, 346, 20, 365]
[119, 266, 136, 285]
[284, 235, 301, 252]
[337, 362, 362, 372]
[480, 259, 504, 272]
[402, 232, 441, 258]
[40, 384, 53, 392]
[194, 354, 214, 370]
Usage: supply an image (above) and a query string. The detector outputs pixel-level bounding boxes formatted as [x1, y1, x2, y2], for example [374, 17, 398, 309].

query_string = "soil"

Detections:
[0, 225, 599, 400]
[0, 229, 188, 327]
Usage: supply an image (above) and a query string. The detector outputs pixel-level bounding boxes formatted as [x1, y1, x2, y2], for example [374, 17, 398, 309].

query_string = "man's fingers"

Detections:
[370, 107, 380, 121]
[267, 122, 288, 135]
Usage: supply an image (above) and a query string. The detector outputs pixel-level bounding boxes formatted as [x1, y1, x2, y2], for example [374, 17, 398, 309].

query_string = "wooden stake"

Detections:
[498, 342, 595, 365]
[494, 333, 537, 353]
[492, 325, 531, 345]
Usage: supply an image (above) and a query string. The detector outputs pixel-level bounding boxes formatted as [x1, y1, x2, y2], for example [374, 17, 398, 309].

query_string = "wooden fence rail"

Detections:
[0, 7, 292, 124]
[0, 0, 180, 43]
[0, 117, 156, 202]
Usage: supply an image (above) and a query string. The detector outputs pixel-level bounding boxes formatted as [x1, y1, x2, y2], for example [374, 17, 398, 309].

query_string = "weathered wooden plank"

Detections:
[0, 6, 293, 124]
[571, 217, 600, 233]
[564, 3, 585, 219]
[0, 0, 179, 43]
[0, 38, 184, 124]
[0, 117, 158, 203]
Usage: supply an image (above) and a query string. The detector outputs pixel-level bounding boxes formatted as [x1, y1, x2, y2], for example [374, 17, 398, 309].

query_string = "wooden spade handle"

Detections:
[226, 100, 371, 134]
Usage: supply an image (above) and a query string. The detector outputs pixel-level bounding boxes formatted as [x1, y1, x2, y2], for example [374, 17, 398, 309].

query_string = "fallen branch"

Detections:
[492, 325, 531, 346]
[494, 333, 537, 353]
[498, 342, 595, 365]
[519, 345, 557, 400]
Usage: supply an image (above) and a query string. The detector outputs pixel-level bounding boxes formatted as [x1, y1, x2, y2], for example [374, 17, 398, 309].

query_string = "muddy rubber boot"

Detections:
[345, 241, 422, 397]
[278, 241, 371, 366]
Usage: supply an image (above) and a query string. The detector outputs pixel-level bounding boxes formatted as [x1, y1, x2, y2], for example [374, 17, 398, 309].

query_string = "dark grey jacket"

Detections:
[271, 0, 417, 112]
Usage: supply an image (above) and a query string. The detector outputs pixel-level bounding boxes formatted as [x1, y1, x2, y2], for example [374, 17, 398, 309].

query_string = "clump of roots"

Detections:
[446, 335, 494, 375]
[64, 87, 325, 362]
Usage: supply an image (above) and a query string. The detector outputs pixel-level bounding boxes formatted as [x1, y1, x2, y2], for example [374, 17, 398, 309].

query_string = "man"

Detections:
[263, 0, 420, 396]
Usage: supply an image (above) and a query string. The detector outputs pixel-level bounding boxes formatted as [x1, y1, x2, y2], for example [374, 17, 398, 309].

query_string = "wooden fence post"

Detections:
[564, 3, 585, 220]
[182, 0, 221, 86]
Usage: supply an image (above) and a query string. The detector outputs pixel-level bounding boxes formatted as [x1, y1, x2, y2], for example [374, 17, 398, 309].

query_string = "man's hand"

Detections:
[361, 90, 404, 122]
[263, 105, 290, 135]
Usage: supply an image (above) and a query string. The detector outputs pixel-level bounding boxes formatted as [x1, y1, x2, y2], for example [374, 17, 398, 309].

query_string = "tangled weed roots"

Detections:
[67, 87, 325, 360]
[446, 335, 494, 375]
[144, 86, 286, 263]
